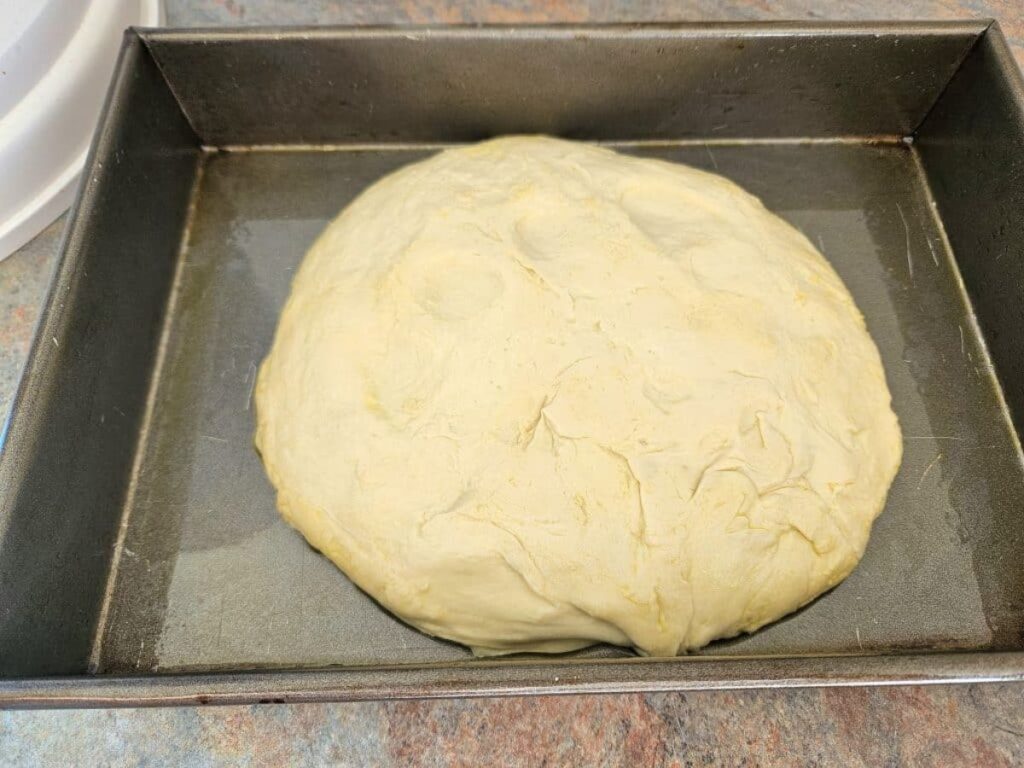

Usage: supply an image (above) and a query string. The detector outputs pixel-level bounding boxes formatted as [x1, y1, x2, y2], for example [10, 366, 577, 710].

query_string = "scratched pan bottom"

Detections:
[89, 140, 1024, 675]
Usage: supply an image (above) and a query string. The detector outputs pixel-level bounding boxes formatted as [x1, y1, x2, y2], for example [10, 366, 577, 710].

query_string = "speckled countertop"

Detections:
[2, 1, 1023, 765]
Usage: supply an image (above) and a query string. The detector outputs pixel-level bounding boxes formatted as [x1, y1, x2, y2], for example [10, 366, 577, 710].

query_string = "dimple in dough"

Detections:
[255, 136, 902, 657]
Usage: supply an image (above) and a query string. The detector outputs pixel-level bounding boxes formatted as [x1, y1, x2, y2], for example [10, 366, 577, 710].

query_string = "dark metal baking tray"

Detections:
[2, 21, 1023, 707]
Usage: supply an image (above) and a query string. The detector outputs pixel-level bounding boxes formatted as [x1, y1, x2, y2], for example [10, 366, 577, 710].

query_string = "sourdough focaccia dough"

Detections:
[255, 136, 902, 656]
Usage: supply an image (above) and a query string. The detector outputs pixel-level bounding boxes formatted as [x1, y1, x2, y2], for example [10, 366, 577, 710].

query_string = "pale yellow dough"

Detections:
[255, 136, 902, 656]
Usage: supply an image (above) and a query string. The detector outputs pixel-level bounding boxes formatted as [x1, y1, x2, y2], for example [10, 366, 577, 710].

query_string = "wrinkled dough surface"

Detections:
[255, 136, 902, 656]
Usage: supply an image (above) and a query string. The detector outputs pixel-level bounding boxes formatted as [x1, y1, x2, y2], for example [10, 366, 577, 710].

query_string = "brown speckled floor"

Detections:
[1, 1, 1023, 765]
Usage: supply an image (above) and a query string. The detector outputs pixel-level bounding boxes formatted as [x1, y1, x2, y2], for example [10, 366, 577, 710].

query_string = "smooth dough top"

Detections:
[255, 136, 902, 656]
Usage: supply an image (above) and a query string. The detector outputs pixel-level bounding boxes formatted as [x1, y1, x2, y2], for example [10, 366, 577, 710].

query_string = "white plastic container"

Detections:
[0, 0, 163, 260]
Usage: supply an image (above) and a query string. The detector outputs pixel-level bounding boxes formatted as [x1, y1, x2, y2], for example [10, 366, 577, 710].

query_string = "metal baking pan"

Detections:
[2, 21, 1023, 708]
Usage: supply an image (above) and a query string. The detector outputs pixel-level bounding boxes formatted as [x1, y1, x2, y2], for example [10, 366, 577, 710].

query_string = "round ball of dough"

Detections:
[255, 136, 902, 656]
